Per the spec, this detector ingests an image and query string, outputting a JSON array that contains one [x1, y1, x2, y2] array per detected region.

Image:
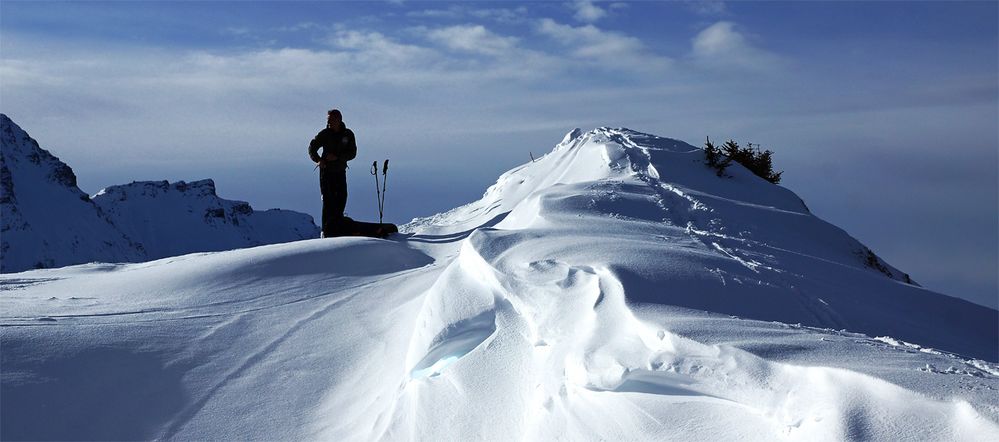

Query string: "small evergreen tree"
[[704, 136, 719, 165], [703, 138, 783, 184], [745, 143, 782, 184], [703, 137, 729, 176], [752, 144, 783, 184], [722, 140, 746, 164]]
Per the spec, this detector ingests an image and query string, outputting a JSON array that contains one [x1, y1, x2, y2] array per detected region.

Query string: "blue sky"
[[2, 1, 996, 308]]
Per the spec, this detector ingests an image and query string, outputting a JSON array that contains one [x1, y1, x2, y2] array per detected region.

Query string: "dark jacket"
[[309, 123, 357, 170]]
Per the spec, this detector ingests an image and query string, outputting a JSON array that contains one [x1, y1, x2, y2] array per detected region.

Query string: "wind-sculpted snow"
[[2, 127, 997, 440], [408, 127, 995, 359]]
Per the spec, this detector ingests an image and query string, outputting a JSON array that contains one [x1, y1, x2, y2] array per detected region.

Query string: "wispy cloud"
[[406, 5, 530, 23], [684, 1, 728, 16], [274, 22, 322, 33], [328, 29, 438, 67], [537, 18, 671, 69], [406, 6, 463, 19], [470, 6, 530, 23], [689, 21, 783, 71], [423, 25, 519, 56], [569, 0, 606, 23], [221, 27, 251, 36]]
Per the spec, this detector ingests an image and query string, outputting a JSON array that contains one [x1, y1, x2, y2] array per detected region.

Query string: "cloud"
[[274, 22, 321, 33], [326, 29, 443, 74], [423, 25, 519, 56], [537, 19, 671, 69], [684, 1, 727, 15], [689, 21, 782, 71], [691, 21, 745, 56], [469, 6, 530, 23], [406, 6, 463, 19], [221, 27, 251, 36], [406, 5, 530, 23], [180, 48, 351, 88], [570, 1, 606, 23]]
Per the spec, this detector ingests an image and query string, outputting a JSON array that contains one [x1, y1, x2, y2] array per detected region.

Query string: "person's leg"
[[332, 168, 348, 219], [319, 168, 335, 237], [320, 168, 349, 237], [321, 194, 335, 237]]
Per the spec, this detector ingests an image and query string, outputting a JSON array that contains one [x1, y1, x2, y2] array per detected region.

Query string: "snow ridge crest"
[[93, 179, 219, 200]]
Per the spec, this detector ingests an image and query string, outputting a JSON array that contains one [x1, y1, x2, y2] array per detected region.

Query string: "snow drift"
[[2, 127, 997, 441]]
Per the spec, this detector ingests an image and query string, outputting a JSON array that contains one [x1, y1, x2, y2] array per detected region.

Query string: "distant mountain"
[[91, 179, 317, 260], [0, 114, 147, 271], [0, 114, 318, 272]]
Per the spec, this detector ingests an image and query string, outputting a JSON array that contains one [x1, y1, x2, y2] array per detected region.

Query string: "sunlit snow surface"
[[2, 128, 997, 440]]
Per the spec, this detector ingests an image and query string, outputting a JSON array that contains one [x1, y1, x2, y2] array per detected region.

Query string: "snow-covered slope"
[[2, 127, 996, 441], [0, 114, 319, 272], [408, 128, 992, 360]]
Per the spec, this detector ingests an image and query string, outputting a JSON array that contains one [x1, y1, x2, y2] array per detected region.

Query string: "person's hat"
[[328, 109, 342, 118]]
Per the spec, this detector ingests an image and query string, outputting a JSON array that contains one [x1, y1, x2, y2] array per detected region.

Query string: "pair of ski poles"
[[371, 160, 389, 224]]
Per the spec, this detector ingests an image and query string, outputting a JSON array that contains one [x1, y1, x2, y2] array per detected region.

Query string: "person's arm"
[[308, 131, 324, 163], [343, 130, 357, 162]]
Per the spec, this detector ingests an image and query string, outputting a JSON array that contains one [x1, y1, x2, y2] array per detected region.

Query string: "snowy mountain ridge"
[[0, 114, 318, 272], [404, 126, 992, 357], [1, 114, 147, 271], [2, 125, 997, 440], [91, 177, 317, 259]]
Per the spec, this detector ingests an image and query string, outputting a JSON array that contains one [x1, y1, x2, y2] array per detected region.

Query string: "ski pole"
[[371, 161, 381, 222], [380, 160, 389, 224]]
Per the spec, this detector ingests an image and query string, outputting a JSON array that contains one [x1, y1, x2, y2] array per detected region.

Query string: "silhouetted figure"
[[309, 109, 357, 237]]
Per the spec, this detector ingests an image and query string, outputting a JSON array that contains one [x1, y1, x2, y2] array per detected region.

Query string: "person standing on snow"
[[309, 108, 357, 237]]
